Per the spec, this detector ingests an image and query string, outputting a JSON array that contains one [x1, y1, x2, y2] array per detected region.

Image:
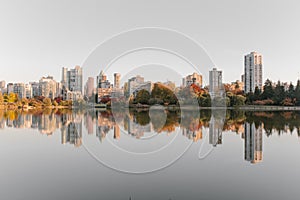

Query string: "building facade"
[[61, 66, 83, 93], [97, 70, 113, 103], [114, 73, 121, 89], [39, 76, 57, 99], [13, 83, 26, 99], [209, 68, 223, 97], [30, 82, 40, 97], [182, 72, 203, 87], [244, 52, 263, 93], [85, 77, 94, 98], [128, 75, 144, 95]]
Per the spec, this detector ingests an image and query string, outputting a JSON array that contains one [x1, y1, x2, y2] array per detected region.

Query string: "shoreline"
[[1, 104, 300, 111]]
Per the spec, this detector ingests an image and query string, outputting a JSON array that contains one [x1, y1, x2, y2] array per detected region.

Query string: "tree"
[[273, 81, 285, 105], [43, 98, 52, 107], [253, 86, 261, 101], [8, 92, 18, 103], [0, 93, 3, 105], [295, 80, 300, 105], [135, 89, 150, 104], [261, 79, 274, 100], [287, 82, 295, 99], [21, 98, 28, 107], [151, 83, 178, 105], [52, 100, 58, 106]]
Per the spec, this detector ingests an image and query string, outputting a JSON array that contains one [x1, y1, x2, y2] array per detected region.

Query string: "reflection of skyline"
[[209, 115, 223, 147], [244, 122, 263, 164], [0, 110, 299, 164]]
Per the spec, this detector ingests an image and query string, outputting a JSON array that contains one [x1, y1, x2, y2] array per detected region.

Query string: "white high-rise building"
[[209, 68, 223, 98], [39, 76, 57, 99], [30, 82, 40, 97], [67, 66, 83, 93], [24, 84, 32, 98], [128, 75, 144, 95], [13, 83, 26, 99], [61, 66, 83, 93], [244, 52, 263, 93]]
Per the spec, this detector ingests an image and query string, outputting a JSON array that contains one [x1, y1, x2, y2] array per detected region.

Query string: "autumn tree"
[[0, 93, 3, 105], [43, 98, 52, 107], [135, 89, 150, 104]]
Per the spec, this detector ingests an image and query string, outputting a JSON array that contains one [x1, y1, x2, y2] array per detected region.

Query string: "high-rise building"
[[85, 77, 94, 98], [128, 75, 144, 95], [67, 66, 83, 93], [7, 83, 14, 94], [61, 67, 68, 88], [39, 76, 57, 99], [24, 84, 32, 98], [30, 82, 40, 97], [61, 66, 83, 93], [13, 83, 26, 99], [209, 68, 223, 98], [244, 122, 263, 164], [0, 80, 5, 89], [182, 72, 203, 87], [114, 73, 121, 89], [244, 52, 263, 93], [97, 70, 113, 103]]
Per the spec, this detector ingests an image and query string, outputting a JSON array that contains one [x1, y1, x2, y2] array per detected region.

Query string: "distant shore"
[[2, 103, 300, 111]]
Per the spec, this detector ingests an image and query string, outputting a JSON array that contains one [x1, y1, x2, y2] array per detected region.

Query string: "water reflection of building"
[[61, 114, 82, 147], [38, 114, 57, 135], [127, 117, 151, 139], [244, 122, 263, 164], [114, 125, 120, 139], [84, 113, 94, 134], [209, 115, 223, 147], [61, 122, 82, 147], [182, 129, 203, 142], [96, 112, 115, 142], [0, 118, 5, 129]]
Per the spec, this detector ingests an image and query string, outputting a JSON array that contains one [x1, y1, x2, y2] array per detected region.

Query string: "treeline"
[[246, 79, 300, 106], [130, 83, 178, 106], [0, 92, 72, 109], [131, 83, 246, 107]]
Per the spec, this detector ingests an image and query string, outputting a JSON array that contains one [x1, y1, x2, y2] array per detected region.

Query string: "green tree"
[[287, 82, 295, 99], [261, 79, 274, 100], [135, 89, 150, 104], [198, 93, 211, 107], [151, 83, 178, 105], [273, 81, 285, 105], [295, 80, 300, 105], [253, 86, 261, 101]]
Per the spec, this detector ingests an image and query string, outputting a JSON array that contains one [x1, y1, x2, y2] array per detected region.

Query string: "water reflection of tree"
[[2, 109, 300, 138]]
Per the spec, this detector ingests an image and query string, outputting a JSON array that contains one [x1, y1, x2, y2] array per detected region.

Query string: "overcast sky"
[[0, 0, 300, 85]]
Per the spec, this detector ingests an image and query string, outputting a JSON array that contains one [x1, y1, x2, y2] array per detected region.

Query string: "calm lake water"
[[0, 108, 300, 200]]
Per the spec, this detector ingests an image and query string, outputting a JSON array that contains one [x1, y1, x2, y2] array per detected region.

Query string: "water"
[[0, 109, 300, 200]]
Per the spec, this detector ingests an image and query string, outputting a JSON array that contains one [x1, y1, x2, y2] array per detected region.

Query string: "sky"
[[0, 0, 300, 85]]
